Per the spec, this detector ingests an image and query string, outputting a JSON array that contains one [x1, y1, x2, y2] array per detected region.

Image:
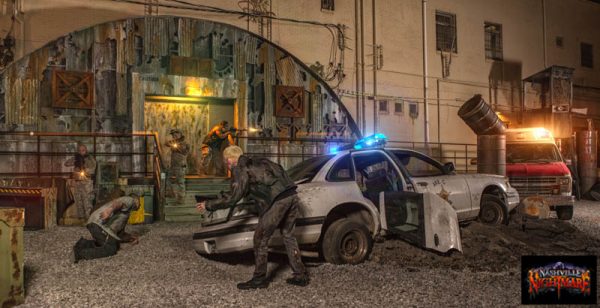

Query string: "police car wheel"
[[322, 218, 373, 265], [479, 194, 506, 225]]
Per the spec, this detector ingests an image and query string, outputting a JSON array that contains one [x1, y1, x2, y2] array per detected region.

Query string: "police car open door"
[[379, 191, 462, 253]]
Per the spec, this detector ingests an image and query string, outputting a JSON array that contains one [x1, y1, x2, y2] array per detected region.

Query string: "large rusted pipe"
[[458, 94, 506, 136]]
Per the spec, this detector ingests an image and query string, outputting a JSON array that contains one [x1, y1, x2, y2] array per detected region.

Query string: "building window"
[[394, 100, 404, 115], [378, 100, 389, 113], [581, 43, 593, 68], [409, 102, 419, 119], [321, 0, 334, 11], [556, 36, 564, 48], [484, 22, 503, 61], [435, 11, 457, 53]]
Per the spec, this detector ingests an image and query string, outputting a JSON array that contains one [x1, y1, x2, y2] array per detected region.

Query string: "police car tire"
[[322, 218, 373, 265], [479, 194, 506, 225], [556, 207, 573, 220]]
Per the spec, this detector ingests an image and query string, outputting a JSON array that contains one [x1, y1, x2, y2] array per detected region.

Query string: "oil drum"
[[477, 134, 506, 176], [458, 94, 506, 135], [576, 130, 597, 194]]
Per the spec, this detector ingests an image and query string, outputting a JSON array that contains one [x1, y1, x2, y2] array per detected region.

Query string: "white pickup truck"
[[193, 137, 519, 264]]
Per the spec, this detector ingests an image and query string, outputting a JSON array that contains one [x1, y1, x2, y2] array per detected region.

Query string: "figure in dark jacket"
[[196, 146, 308, 289]]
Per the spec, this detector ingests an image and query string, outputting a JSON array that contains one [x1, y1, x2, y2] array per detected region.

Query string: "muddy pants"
[[169, 164, 186, 203], [73, 223, 120, 261], [68, 179, 94, 219], [253, 194, 306, 279], [205, 144, 226, 176]]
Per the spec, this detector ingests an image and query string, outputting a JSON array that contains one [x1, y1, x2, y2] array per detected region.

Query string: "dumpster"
[[0, 208, 25, 307], [0, 187, 57, 230]]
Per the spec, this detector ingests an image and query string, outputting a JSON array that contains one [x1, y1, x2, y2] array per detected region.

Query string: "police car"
[[193, 134, 520, 264]]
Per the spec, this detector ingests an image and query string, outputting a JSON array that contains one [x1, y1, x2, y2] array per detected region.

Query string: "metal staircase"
[[164, 177, 230, 222]]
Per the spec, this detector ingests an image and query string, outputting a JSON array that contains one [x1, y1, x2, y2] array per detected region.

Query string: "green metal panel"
[[0, 208, 25, 307]]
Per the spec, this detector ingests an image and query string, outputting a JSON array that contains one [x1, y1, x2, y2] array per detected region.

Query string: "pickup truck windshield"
[[287, 155, 335, 182], [506, 143, 561, 163]]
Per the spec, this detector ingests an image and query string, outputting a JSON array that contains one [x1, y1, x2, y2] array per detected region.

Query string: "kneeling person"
[[73, 194, 140, 262]]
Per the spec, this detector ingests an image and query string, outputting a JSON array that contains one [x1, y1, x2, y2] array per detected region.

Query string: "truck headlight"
[[559, 177, 570, 186]]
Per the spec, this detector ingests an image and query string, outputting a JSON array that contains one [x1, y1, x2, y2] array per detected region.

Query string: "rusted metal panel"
[[276, 56, 302, 87], [51, 70, 94, 109], [0, 207, 25, 307], [0, 187, 57, 230], [178, 18, 194, 57]]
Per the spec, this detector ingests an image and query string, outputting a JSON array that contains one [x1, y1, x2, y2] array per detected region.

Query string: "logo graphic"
[[522, 256, 597, 305]]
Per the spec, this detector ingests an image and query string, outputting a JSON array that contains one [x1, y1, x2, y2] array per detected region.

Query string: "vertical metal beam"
[[360, 0, 366, 134], [354, 0, 361, 132], [372, 0, 378, 133], [422, 0, 430, 144]]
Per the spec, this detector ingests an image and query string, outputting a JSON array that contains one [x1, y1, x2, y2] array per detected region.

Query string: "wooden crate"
[[0, 187, 57, 230]]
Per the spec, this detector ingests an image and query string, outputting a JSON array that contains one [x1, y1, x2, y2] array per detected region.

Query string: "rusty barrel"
[[0, 208, 25, 307], [458, 94, 506, 135], [576, 130, 597, 194], [477, 134, 506, 176]]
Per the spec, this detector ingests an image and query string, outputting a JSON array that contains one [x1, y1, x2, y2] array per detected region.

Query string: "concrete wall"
[[1, 0, 599, 144]]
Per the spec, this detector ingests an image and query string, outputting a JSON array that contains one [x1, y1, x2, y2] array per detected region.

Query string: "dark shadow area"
[[23, 264, 37, 295]]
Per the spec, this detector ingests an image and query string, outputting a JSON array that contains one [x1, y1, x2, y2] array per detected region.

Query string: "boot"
[[236, 276, 269, 290], [286, 274, 309, 287]]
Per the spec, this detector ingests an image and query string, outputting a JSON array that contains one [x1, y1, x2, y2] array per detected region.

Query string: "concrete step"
[[164, 205, 201, 216], [164, 215, 204, 222]]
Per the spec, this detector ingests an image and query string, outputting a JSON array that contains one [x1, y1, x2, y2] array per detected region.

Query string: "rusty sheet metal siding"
[[0, 187, 57, 229], [144, 17, 170, 57], [276, 56, 303, 87], [0, 208, 25, 307], [245, 36, 258, 65], [178, 18, 194, 57], [234, 37, 246, 81], [262, 45, 276, 129]]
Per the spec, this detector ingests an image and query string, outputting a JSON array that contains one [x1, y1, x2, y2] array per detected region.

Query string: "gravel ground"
[[19, 201, 600, 307]]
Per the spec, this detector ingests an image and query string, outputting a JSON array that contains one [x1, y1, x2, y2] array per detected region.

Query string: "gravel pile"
[[18, 201, 600, 307]]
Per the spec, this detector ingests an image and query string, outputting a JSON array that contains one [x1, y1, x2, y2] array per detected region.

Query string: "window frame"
[[389, 150, 446, 178], [484, 22, 503, 61], [378, 100, 389, 114], [326, 154, 356, 182], [435, 11, 458, 53], [394, 99, 404, 115], [581, 42, 594, 68], [321, 0, 335, 11]]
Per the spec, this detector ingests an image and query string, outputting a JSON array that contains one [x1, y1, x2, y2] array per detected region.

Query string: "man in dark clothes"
[[196, 146, 309, 289], [73, 194, 140, 262], [202, 121, 235, 176]]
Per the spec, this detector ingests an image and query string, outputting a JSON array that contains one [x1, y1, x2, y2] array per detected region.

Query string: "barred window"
[[581, 43, 593, 68], [484, 22, 503, 61], [321, 0, 334, 11], [378, 100, 389, 113], [394, 100, 404, 115], [436, 11, 457, 53]]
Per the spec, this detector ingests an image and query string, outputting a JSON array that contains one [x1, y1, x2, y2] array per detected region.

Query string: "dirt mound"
[[371, 215, 600, 272]]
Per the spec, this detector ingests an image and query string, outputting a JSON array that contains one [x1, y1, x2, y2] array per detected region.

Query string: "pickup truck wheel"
[[556, 207, 573, 220], [322, 219, 373, 265], [479, 194, 506, 225]]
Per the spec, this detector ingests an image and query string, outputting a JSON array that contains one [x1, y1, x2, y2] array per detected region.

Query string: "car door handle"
[[417, 182, 428, 186]]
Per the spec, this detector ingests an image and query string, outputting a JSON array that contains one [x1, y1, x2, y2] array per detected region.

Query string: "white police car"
[[193, 134, 520, 264]]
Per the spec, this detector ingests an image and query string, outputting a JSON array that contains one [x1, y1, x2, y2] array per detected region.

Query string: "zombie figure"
[[196, 146, 309, 289], [73, 194, 140, 262], [202, 121, 235, 176], [166, 129, 190, 204], [65, 144, 97, 220], [198, 144, 210, 176]]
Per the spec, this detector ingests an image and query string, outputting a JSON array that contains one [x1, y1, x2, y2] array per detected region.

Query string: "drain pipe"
[[360, 0, 366, 134], [372, 0, 377, 133], [354, 0, 361, 132], [422, 0, 430, 144], [542, 0, 547, 68]]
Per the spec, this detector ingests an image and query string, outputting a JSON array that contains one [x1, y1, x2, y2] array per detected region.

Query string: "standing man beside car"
[[65, 144, 97, 220], [196, 146, 309, 289]]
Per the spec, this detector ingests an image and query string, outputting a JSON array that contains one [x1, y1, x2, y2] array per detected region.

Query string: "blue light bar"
[[329, 146, 339, 154], [354, 133, 387, 150]]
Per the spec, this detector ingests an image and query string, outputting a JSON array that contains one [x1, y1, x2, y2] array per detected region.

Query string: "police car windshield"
[[506, 143, 561, 163], [287, 155, 335, 182]]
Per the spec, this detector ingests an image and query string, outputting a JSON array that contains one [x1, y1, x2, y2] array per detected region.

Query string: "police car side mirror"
[[443, 162, 456, 174]]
